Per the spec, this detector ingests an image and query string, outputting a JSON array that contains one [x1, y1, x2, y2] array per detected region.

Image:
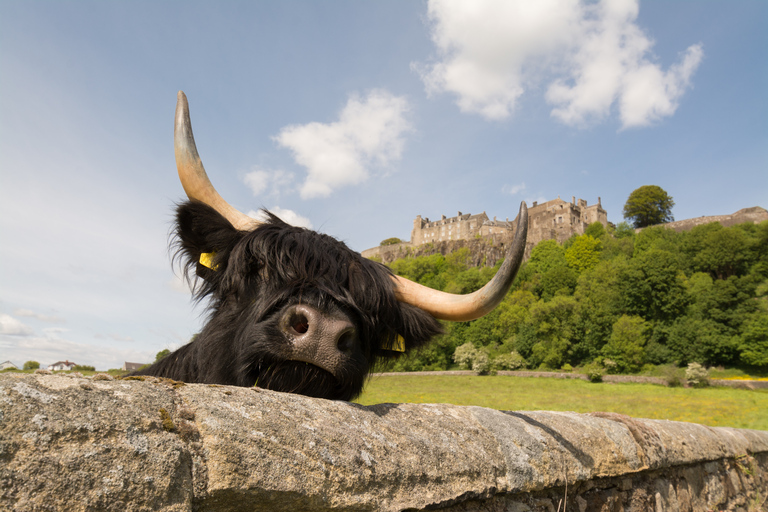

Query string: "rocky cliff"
[[2, 373, 767, 511]]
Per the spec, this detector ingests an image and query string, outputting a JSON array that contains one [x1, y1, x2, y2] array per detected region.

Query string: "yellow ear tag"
[[199, 252, 219, 270], [384, 335, 406, 352]]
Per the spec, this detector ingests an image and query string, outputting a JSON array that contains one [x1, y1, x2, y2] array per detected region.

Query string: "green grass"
[[355, 374, 768, 431]]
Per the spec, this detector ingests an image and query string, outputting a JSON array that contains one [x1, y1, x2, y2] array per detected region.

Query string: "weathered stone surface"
[[1, 373, 767, 511]]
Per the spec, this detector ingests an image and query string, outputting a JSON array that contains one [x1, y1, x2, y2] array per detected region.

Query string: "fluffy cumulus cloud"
[[275, 90, 411, 198], [243, 167, 295, 198], [0, 314, 34, 336], [247, 208, 313, 229], [417, 0, 703, 128]]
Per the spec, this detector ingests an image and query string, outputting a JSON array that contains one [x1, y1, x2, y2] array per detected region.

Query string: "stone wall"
[[2, 373, 767, 511], [638, 206, 768, 233]]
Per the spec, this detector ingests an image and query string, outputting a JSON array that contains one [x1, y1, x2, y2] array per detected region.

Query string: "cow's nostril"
[[291, 315, 309, 334], [337, 329, 357, 353]]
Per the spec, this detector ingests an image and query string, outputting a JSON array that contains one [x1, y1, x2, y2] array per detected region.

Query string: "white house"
[[0, 361, 18, 371], [47, 360, 77, 371]]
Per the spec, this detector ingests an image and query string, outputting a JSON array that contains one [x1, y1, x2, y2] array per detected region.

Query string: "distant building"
[[362, 195, 609, 262], [48, 360, 76, 371], [122, 362, 147, 372], [0, 361, 18, 371]]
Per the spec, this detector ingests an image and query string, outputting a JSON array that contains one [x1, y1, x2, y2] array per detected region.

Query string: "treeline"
[[383, 220, 768, 373]]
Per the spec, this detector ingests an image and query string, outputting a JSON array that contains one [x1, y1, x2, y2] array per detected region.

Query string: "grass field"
[[355, 374, 768, 431]]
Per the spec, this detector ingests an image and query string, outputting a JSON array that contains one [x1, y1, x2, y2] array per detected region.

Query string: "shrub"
[[453, 343, 477, 370], [602, 359, 619, 375], [73, 365, 95, 372], [23, 361, 40, 370], [660, 364, 684, 387], [380, 237, 402, 246], [492, 351, 527, 371], [685, 362, 709, 388], [472, 352, 491, 375], [561, 363, 573, 372], [583, 362, 604, 383]]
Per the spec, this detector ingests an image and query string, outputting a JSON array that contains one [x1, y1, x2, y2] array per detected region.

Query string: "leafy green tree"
[[572, 258, 628, 362], [739, 314, 768, 367], [492, 290, 536, 343], [623, 185, 675, 228], [693, 226, 748, 279], [513, 323, 538, 362], [380, 237, 402, 246], [584, 222, 606, 239], [537, 265, 577, 301], [666, 317, 738, 366], [23, 361, 40, 370], [155, 349, 171, 363], [528, 240, 567, 274], [613, 221, 636, 239], [565, 235, 602, 274], [621, 249, 689, 323], [633, 225, 681, 256], [526, 295, 578, 369], [601, 315, 648, 373]]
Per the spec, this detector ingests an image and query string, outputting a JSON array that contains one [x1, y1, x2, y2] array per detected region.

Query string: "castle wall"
[[643, 206, 768, 233], [410, 197, 608, 251]]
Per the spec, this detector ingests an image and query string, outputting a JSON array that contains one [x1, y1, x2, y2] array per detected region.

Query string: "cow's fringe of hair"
[[138, 200, 443, 400]]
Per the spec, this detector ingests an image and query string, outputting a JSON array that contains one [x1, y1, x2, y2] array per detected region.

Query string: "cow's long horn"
[[393, 202, 528, 321], [175, 91, 261, 231]]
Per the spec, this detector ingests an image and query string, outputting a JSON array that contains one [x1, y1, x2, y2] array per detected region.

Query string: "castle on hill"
[[361, 196, 607, 263], [362, 198, 767, 266], [410, 196, 607, 247]]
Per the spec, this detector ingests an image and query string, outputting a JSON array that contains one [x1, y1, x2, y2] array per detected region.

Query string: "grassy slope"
[[355, 374, 768, 431]]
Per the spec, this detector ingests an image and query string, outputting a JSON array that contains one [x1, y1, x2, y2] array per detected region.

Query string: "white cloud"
[[417, 0, 703, 128], [0, 314, 34, 336], [503, 182, 526, 195], [13, 308, 65, 323], [274, 90, 412, 198], [247, 208, 313, 229], [243, 167, 295, 198]]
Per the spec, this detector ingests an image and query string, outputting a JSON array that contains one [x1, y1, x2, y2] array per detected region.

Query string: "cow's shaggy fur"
[[132, 201, 442, 400]]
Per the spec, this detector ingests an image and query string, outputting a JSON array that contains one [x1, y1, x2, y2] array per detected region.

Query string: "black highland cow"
[[133, 92, 528, 401]]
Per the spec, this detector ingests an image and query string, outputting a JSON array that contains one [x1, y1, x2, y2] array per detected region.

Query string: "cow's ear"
[[174, 201, 244, 283], [381, 303, 443, 356]]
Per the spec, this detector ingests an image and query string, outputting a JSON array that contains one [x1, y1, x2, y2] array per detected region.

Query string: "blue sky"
[[1, 1, 765, 370]]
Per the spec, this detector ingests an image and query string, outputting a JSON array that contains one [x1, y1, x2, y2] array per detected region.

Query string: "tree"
[[380, 237, 402, 246], [528, 240, 567, 274], [739, 314, 768, 367], [23, 361, 40, 370], [565, 235, 602, 274], [155, 349, 171, 363], [623, 185, 675, 228], [602, 315, 648, 373]]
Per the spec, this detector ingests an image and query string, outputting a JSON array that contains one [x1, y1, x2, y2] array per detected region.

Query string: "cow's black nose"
[[281, 304, 359, 374]]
